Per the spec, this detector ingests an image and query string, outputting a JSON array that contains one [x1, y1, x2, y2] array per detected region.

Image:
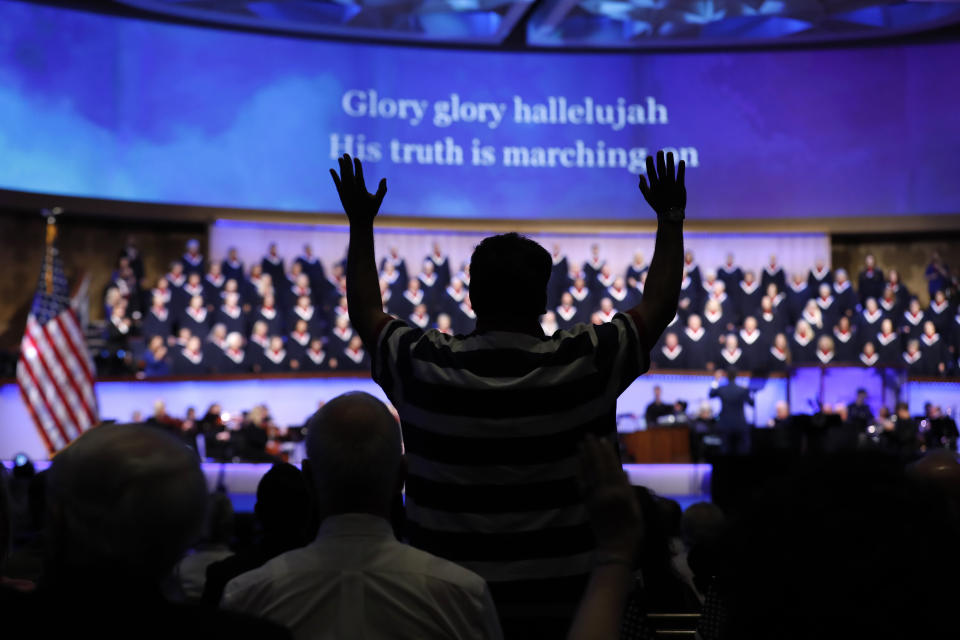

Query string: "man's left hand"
[[330, 154, 387, 226]]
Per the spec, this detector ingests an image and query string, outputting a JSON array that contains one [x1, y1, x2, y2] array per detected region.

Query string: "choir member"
[[220, 332, 252, 374], [708, 281, 734, 320], [261, 336, 296, 373], [596, 298, 618, 324], [426, 241, 451, 288], [253, 293, 284, 337], [248, 321, 270, 362], [436, 313, 454, 336], [807, 257, 832, 292], [204, 323, 229, 364], [451, 295, 477, 335], [440, 278, 468, 317], [677, 268, 698, 319], [166, 261, 187, 291], [702, 299, 728, 347], [737, 270, 763, 323], [593, 264, 616, 298], [718, 333, 745, 370], [858, 254, 885, 304], [831, 269, 856, 316], [832, 316, 858, 362], [902, 339, 928, 376], [556, 292, 584, 331], [338, 335, 370, 371], [859, 341, 879, 367], [790, 320, 817, 364], [284, 271, 314, 312], [768, 333, 791, 373], [204, 262, 226, 307], [261, 243, 285, 285], [179, 295, 210, 340], [417, 261, 441, 311], [221, 278, 244, 310], [390, 278, 424, 319], [173, 336, 210, 375], [928, 290, 953, 333], [875, 318, 901, 364], [815, 335, 836, 366], [801, 299, 826, 336], [814, 283, 840, 333], [243, 265, 269, 306], [119, 235, 144, 284], [322, 264, 347, 309], [758, 295, 786, 337], [919, 321, 946, 375], [766, 282, 786, 312], [654, 332, 686, 370], [540, 311, 559, 337], [900, 298, 926, 341], [682, 314, 714, 371], [859, 298, 886, 337], [886, 269, 910, 310], [174, 327, 192, 349], [287, 318, 312, 362], [409, 304, 431, 330], [181, 239, 205, 275], [738, 316, 766, 372], [380, 260, 403, 298], [632, 271, 647, 305], [142, 336, 172, 378], [548, 245, 569, 309], [455, 262, 471, 288], [142, 294, 172, 341], [180, 272, 206, 314], [682, 250, 701, 286], [214, 291, 246, 336], [582, 243, 606, 283], [567, 276, 594, 313], [379, 246, 408, 286], [379, 279, 392, 313], [717, 253, 743, 292], [147, 276, 173, 312], [301, 337, 337, 372], [106, 300, 131, 350], [328, 315, 354, 358], [761, 254, 786, 293], [606, 277, 634, 311], [625, 251, 649, 289], [289, 294, 324, 336], [785, 271, 812, 324], [221, 247, 245, 284], [296, 243, 325, 286], [700, 269, 719, 307]]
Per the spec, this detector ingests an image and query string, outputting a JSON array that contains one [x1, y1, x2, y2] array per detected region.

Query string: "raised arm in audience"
[[630, 150, 686, 350], [330, 154, 391, 349], [567, 434, 644, 640]]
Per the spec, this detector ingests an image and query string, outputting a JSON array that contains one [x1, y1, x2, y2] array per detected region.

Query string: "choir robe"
[[736, 280, 763, 324], [288, 304, 325, 336], [928, 299, 954, 334], [241, 276, 268, 308], [717, 264, 743, 292], [283, 284, 317, 315], [857, 308, 886, 340], [221, 258, 245, 284], [176, 282, 206, 317], [179, 307, 210, 340], [300, 347, 334, 372], [814, 295, 840, 331], [555, 304, 586, 332], [173, 348, 210, 375], [287, 331, 312, 362], [567, 285, 595, 317], [900, 310, 926, 341], [785, 281, 812, 324], [380, 268, 404, 299], [832, 281, 857, 316], [388, 289, 425, 320], [790, 330, 817, 365], [758, 309, 787, 338], [181, 252, 205, 276], [451, 302, 477, 336], [214, 305, 246, 336], [260, 347, 294, 373], [879, 294, 903, 319], [417, 272, 441, 313], [338, 346, 371, 371], [327, 327, 354, 359], [203, 274, 226, 308], [859, 350, 879, 368], [203, 337, 228, 368], [919, 332, 946, 373], [832, 327, 858, 362], [247, 335, 269, 368], [738, 329, 767, 372], [260, 255, 285, 287], [807, 265, 832, 293], [761, 265, 786, 294], [547, 255, 570, 309], [875, 330, 902, 365], [295, 255, 326, 288], [887, 283, 911, 311], [582, 257, 606, 286], [701, 310, 728, 351], [902, 350, 929, 376], [142, 307, 172, 340], [767, 345, 791, 374], [251, 305, 284, 337], [408, 310, 432, 331], [605, 285, 636, 312], [814, 348, 837, 367], [653, 340, 687, 370], [800, 308, 828, 338], [592, 271, 617, 300], [681, 326, 713, 370], [717, 346, 745, 370], [219, 347, 252, 374], [440, 285, 468, 317], [425, 253, 452, 289], [676, 277, 699, 318], [379, 256, 408, 288], [625, 263, 648, 288], [858, 268, 885, 304], [706, 293, 735, 322]]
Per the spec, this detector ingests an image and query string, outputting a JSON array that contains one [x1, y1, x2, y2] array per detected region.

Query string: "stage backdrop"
[[1, 2, 959, 221]]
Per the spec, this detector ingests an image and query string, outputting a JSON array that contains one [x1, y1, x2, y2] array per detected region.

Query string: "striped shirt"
[[374, 312, 649, 622]]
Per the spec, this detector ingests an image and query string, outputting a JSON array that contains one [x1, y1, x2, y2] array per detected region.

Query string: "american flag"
[[17, 216, 99, 454]]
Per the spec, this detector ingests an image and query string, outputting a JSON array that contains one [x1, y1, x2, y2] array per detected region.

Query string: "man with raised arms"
[[331, 150, 685, 637]]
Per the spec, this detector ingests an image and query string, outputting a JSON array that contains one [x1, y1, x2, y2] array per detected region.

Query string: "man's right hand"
[[638, 150, 686, 221]]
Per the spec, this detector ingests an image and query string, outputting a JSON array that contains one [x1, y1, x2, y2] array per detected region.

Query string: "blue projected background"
[[0, 1, 958, 220]]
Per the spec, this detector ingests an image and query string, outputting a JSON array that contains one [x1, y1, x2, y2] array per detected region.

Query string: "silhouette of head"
[[469, 233, 552, 320], [305, 392, 403, 519], [255, 463, 311, 541]]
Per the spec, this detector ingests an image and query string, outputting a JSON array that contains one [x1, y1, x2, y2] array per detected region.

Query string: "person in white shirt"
[[222, 392, 503, 640]]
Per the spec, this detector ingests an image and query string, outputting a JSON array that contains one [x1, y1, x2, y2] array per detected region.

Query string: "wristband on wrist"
[[658, 206, 685, 223]]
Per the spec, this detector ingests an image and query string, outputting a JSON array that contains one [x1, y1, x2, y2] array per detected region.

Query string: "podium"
[[622, 427, 691, 463]]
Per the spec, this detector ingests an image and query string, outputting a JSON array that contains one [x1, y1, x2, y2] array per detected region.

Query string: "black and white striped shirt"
[[374, 312, 649, 617]]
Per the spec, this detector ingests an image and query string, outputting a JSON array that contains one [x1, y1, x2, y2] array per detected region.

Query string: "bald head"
[[305, 392, 403, 517], [47, 423, 206, 583]]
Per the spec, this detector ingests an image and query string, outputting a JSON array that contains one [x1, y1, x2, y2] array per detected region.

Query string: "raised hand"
[[330, 154, 387, 226], [638, 150, 686, 221]]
